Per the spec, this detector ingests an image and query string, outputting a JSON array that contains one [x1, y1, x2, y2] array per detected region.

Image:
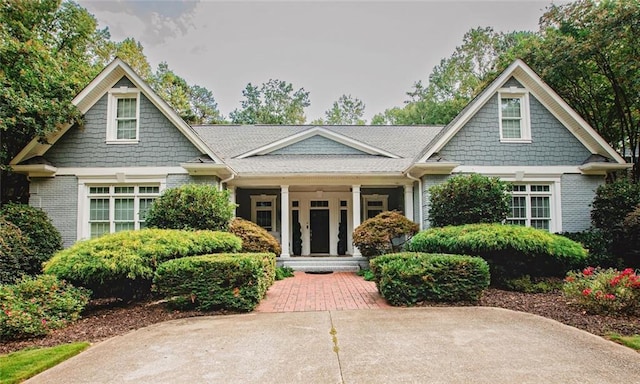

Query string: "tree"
[[323, 94, 366, 125], [152, 62, 195, 122], [92, 37, 153, 81], [230, 79, 310, 124], [189, 85, 224, 124], [1, 0, 107, 203], [512, 0, 640, 180]]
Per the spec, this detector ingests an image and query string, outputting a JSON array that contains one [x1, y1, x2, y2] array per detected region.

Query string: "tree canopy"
[[230, 79, 310, 124], [320, 94, 366, 125]]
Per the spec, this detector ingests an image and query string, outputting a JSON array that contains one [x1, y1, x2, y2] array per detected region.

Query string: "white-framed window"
[[107, 88, 140, 143], [506, 184, 552, 231], [251, 195, 277, 232], [498, 90, 530, 142], [87, 185, 160, 238], [362, 194, 388, 220]]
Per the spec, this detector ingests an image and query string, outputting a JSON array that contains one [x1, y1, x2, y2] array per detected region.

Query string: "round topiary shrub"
[[145, 184, 235, 231], [352, 211, 419, 257], [407, 223, 588, 285], [1, 203, 63, 274], [229, 217, 282, 255], [43, 229, 242, 299], [0, 218, 32, 285], [428, 174, 510, 227]]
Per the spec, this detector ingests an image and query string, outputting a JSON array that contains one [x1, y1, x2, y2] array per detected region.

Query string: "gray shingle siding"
[[45, 76, 202, 167], [29, 176, 78, 248], [270, 136, 367, 155], [561, 174, 603, 232], [439, 93, 591, 165]]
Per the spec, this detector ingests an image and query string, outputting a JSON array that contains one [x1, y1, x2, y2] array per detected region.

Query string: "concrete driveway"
[[26, 307, 639, 384]]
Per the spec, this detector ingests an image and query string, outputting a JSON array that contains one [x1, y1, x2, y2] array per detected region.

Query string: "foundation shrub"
[[371, 252, 490, 306], [428, 174, 510, 227], [563, 267, 640, 315], [229, 217, 282, 255], [560, 230, 617, 268], [153, 253, 276, 312], [352, 211, 419, 257], [145, 184, 235, 231], [0, 218, 33, 285], [275, 266, 295, 280], [0, 275, 90, 340], [43, 229, 241, 299], [407, 224, 587, 285], [1, 203, 63, 276]]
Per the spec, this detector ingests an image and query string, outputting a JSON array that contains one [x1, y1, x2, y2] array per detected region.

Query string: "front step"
[[278, 256, 369, 272]]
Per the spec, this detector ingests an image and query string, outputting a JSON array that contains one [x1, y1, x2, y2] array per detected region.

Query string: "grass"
[[608, 334, 640, 351], [0, 342, 90, 384]]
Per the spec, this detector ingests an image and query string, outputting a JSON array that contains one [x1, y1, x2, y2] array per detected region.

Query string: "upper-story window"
[[498, 90, 530, 143], [107, 88, 140, 143]]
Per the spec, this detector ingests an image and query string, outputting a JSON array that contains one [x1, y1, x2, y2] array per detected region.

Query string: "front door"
[[310, 209, 330, 254]]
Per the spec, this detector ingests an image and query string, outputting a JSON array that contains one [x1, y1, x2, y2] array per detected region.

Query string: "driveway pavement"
[[26, 307, 640, 384]]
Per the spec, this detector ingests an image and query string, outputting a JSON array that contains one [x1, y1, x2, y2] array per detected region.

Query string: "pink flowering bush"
[[563, 267, 640, 315]]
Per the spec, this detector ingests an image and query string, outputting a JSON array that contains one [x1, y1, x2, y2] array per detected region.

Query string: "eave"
[[406, 162, 460, 177], [579, 162, 632, 175], [180, 163, 234, 178], [10, 164, 58, 177]]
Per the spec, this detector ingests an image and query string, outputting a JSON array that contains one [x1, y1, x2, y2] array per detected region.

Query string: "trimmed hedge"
[[370, 252, 490, 306], [0, 275, 90, 340], [1, 203, 63, 274], [407, 224, 588, 284], [352, 211, 419, 257], [229, 217, 282, 255], [153, 253, 276, 312], [43, 229, 242, 299]]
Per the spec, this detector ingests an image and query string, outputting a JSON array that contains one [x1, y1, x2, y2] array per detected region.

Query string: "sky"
[[77, 0, 564, 122]]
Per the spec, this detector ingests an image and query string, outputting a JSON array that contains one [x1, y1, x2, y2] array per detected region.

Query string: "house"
[[10, 59, 629, 270]]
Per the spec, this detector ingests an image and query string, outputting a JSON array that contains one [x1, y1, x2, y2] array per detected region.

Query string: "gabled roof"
[[236, 126, 400, 159], [10, 58, 225, 166], [416, 59, 626, 164]]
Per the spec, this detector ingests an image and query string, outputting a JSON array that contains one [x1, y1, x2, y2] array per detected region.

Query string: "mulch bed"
[[2, 289, 639, 355]]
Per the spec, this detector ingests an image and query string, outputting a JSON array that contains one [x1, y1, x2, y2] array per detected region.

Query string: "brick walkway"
[[255, 271, 391, 312]]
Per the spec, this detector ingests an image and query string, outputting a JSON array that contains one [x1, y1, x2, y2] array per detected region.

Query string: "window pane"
[[89, 187, 109, 194], [531, 220, 550, 231], [256, 201, 272, 207], [509, 196, 527, 218], [114, 186, 135, 194], [502, 119, 521, 139], [368, 201, 384, 207], [139, 198, 155, 221], [117, 98, 136, 118], [531, 185, 550, 192], [90, 199, 109, 221], [510, 185, 526, 192], [311, 201, 329, 207], [117, 119, 137, 139], [90, 223, 110, 238], [531, 197, 550, 219], [501, 98, 521, 118], [506, 219, 527, 226], [115, 222, 135, 232], [139, 186, 160, 194], [114, 198, 134, 221], [256, 210, 272, 231]]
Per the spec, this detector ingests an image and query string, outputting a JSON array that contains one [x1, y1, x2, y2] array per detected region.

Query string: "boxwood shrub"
[[352, 211, 419, 257], [153, 253, 276, 312], [229, 217, 282, 255], [407, 224, 588, 284], [370, 252, 490, 306], [0, 218, 32, 285], [43, 229, 242, 299], [0, 275, 90, 340]]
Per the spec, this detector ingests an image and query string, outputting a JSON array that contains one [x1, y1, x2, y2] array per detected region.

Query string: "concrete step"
[[278, 257, 368, 272]]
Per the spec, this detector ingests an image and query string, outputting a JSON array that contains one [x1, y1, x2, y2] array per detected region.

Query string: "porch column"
[[404, 184, 414, 222], [352, 185, 361, 256], [280, 185, 290, 258], [228, 186, 236, 218]]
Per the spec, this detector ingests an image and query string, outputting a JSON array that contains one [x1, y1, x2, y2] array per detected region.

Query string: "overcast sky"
[[77, 0, 563, 122]]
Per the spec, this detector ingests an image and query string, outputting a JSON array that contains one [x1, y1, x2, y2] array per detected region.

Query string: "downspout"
[[219, 173, 235, 191], [405, 171, 423, 230]]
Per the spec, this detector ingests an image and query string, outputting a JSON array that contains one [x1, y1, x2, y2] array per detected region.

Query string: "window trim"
[[505, 180, 561, 232], [362, 194, 388, 220], [106, 88, 140, 144], [498, 90, 531, 143], [251, 195, 277, 232]]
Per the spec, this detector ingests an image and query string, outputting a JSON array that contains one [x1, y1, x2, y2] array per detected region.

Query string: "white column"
[[228, 186, 236, 218], [404, 184, 414, 222], [280, 185, 290, 257], [352, 185, 361, 256]]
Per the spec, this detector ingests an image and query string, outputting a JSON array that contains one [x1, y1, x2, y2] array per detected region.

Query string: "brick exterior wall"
[[45, 76, 203, 167], [29, 176, 78, 248], [561, 174, 603, 232], [439, 93, 591, 166]]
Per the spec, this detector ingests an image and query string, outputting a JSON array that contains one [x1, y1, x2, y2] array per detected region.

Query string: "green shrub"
[[1, 203, 63, 275], [153, 253, 276, 312], [371, 252, 490, 306], [145, 184, 235, 231], [563, 267, 640, 315], [504, 275, 562, 293], [356, 269, 375, 281], [407, 224, 588, 285], [275, 266, 295, 280], [43, 229, 241, 299], [369, 252, 426, 289], [0, 275, 90, 340], [352, 211, 419, 257], [0, 218, 32, 285], [229, 217, 282, 255], [428, 174, 510, 227], [560, 230, 617, 268], [623, 205, 640, 264]]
